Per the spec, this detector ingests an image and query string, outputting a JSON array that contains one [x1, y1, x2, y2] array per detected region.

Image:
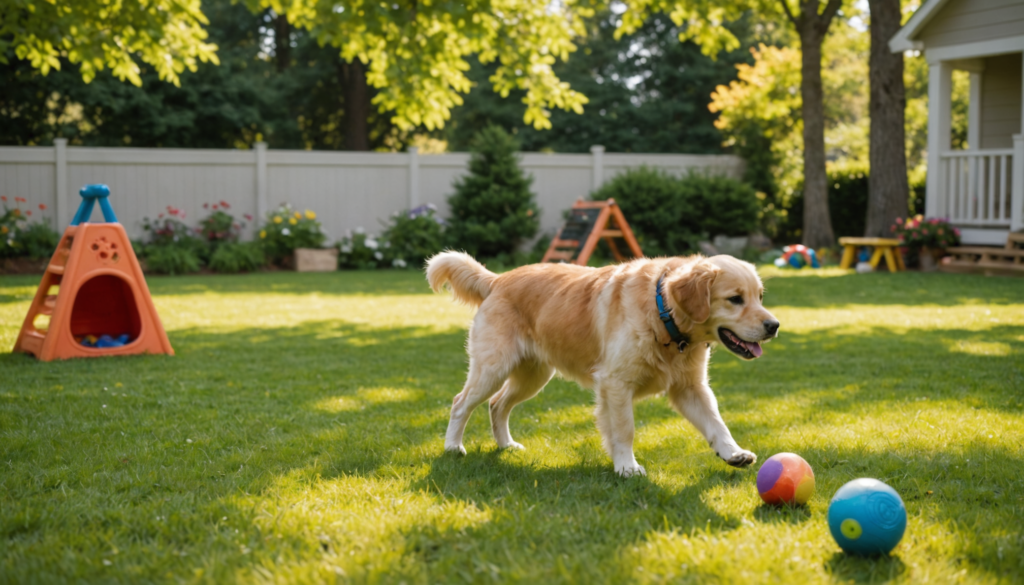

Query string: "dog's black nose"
[[763, 320, 780, 336]]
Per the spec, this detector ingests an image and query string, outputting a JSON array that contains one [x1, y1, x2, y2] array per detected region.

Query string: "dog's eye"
[[727, 295, 744, 305]]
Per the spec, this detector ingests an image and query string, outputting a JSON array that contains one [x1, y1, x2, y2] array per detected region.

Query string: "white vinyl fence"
[[0, 140, 743, 243]]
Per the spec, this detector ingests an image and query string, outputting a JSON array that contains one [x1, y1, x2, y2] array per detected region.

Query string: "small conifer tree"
[[446, 126, 540, 260]]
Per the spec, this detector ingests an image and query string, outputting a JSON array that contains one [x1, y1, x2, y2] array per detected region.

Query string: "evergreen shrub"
[[446, 126, 540, 261], [591, 167, 759, 256]]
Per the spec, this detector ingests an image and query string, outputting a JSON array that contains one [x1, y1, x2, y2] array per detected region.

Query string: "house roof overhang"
[[889, 0, 952, 53]]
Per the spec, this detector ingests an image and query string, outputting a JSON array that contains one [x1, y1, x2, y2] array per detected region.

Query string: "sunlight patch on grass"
[[949, 340, 1013, 356]]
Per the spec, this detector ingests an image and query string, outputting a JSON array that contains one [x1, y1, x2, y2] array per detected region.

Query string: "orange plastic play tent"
[[13, 184, 174, 361]]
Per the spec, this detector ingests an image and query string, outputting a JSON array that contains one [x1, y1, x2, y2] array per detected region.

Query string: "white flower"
[[374, 251, 383, 260], [355, 226, 365, 234], [392, 258, 407, 268], [282, 228, 291, 236], [340, 244, 352, 254], [365, 238, 378, 249]]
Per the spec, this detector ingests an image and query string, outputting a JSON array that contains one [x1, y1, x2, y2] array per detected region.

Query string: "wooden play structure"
[[940, 233, 1024, 276], [838, 237, 906, 272], [542, 199, 643, 266], [13, 184, 174, 361]]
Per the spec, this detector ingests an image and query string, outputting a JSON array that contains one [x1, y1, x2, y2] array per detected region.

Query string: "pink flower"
[[244, 214, 253, 221], [203, 203, 209, 209], [895, 217, 903, 224], [898, 235, 905, 241], [26, 210, 32, 216]]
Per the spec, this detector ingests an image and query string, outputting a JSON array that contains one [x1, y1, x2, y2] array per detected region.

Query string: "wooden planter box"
[[294, 248, 338, 272]]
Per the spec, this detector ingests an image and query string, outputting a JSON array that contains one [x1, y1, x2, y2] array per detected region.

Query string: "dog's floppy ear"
[[669, 260, 720, 324]]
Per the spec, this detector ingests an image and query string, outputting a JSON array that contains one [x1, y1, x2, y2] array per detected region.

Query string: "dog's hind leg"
[[444, 309, 518, 455], [489, 360, 554, 450]]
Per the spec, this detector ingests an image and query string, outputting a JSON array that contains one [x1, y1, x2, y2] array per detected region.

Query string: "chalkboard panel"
[[542, 199, 644, 265], [559, 207, 603, 243]]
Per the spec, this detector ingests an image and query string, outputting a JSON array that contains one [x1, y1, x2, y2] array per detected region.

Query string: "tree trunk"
[[798, 24, 836, 249], [274, 14, 290, 73], [864, 0, 909, 237], [341, 60, 370, 151]]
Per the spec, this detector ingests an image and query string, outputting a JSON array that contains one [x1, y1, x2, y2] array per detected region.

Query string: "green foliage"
[[1, 0, 218, 87], [380, 205, 447, 271], [259, 205, 326, 266], [142, 245, 202, 275], [591, 166, 759, 256], [14, 220, 60, 260], [446, 126, 539, 260], [781, 165, 871, 244], [337, 229, 389, 270], [207, 241, 266, 273], [446, 13, 756, 154], [0, 202, 28, 259], [198, 202, 246, 247]]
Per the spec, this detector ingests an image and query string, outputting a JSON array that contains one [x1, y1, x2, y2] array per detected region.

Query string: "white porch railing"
[[939, 149, 1014, 226]]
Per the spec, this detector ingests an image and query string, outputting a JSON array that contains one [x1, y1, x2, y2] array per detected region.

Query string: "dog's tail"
[[426, 251, 496, 307]]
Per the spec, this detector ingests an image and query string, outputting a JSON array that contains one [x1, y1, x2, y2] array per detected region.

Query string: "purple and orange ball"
[[756, 452, 816, 506]]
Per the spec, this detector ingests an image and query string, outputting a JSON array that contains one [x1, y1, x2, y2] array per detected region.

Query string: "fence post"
[[1012, 134, 1024, 232], [408, 146, 420, 210], [54, 138, 68, 229], [591, 145, 605, 193], [255, 142, 268, 226]]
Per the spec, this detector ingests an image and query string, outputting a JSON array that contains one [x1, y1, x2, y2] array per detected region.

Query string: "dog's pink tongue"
[[745, 341, 763, 357]]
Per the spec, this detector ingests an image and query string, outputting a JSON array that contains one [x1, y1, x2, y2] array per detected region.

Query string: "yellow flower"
[[273, 216, 283, 224], [260, 230, 266, 239], [294, 211, 301, 218], [289, 218, 298, 225], [305, 210, 316, 220]]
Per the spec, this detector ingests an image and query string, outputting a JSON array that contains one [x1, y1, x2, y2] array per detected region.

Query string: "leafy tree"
[[1, 0, 218, 86], [446, 12, 758, 154], [446, 126, 539, 260], [863, 0, 908, 237]]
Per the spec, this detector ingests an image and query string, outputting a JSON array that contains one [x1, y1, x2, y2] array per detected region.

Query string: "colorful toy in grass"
[[773, 244, 821, 269], [828, 478, 907, 556], [756, 452, 815, 505]]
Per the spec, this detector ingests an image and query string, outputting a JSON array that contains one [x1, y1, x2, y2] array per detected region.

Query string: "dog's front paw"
[[498, 441, 525, 451], [615, 462, 647, 478], [720, 449, 757, 468], [445, 443, 467, 456]]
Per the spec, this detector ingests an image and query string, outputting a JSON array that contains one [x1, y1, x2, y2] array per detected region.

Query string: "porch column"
[[926, 60, 953, 218], [1012, 134, 1023, 232]]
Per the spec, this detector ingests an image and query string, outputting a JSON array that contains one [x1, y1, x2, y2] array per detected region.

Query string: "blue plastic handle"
[[71, 184, 119, 225]]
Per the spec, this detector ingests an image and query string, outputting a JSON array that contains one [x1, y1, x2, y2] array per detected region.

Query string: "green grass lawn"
[[1, 267, 1022, 584]]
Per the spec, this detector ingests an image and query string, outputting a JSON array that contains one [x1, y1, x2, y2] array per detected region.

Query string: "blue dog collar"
[[656, 274, 689, 352]]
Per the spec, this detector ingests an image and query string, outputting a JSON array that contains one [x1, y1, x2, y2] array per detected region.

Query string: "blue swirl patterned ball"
[[828, 478, 907, 556]]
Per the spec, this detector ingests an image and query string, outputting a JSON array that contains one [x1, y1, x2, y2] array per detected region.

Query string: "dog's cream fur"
[[426, 252, 779, 477]]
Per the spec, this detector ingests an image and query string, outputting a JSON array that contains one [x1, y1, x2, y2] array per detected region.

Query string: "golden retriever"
[[426, 252, 779, 477]]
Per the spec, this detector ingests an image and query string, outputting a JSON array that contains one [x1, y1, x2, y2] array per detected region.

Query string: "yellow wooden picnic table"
[[838, 237, 906, 272]]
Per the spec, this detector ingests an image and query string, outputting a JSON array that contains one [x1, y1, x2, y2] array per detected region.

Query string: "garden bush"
[[446, 125, 540, 261], [2, 198, 58, 260], [779, 164, 873, 244], [380, 204, 446, 270], [143, 245, 202, 275], [590, 167, 759, 256], [198, 201, 250, 247], [260, 204, 327, 266], [16, 221, 61, 260], [337, 229, 390, 270], [207, 241, 266, 273]]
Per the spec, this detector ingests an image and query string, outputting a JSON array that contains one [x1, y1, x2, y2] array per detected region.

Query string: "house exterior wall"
[[918, 0, 1024, 48], [980, 53, 1023, 149]]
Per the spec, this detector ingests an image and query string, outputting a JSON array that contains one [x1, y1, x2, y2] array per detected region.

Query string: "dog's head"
[[665, 255, 779, 360]]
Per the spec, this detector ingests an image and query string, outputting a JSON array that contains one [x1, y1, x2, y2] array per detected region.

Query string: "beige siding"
[[919, 0, 1024, 48], [980, 53, 1022, 149]]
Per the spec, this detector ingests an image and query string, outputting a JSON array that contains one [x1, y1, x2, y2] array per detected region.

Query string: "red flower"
[[243, 214, 253, 221], [203, 203, 209, 209], [15, 197, 26, 202], [39, 203, 47, 210], [0, 196, 6, 202], [220, 200, 230, 209], [158, 213, 164, 219], [212, 204, 219, 210], [26, 210, 32, 216]]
